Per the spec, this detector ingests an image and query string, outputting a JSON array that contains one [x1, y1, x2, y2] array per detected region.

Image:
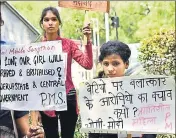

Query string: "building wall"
[[1, 2, 40, 44]]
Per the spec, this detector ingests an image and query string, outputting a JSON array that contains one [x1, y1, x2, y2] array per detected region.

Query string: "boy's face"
[[101, 54, 128, 78]]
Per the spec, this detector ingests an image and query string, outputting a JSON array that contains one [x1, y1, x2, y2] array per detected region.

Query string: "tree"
[[10, 1, 175, 44], [10, 1, 58, 34], [109, 1, 175, 43], [135, 2, 175, 41], [138, 28, 175, 75]]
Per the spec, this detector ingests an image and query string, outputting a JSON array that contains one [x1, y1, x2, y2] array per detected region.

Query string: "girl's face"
[[42, 10, 59, 35], [102, 54, 128, 78]]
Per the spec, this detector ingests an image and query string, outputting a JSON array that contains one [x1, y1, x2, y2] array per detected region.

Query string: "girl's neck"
[[45, 33, 59, 41]]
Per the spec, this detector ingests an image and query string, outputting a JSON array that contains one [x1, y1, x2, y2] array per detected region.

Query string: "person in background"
[[0, 8, 44, 138], [39, 6, 93, 138], [89, 40, 157, 138]]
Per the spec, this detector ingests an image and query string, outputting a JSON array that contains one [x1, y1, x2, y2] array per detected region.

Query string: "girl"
[[39, 7, 93, 138], [89, 40, 157, 138]]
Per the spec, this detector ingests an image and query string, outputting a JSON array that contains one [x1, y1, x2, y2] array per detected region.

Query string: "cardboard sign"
[[0, 41, 67, 111], [79, 76, 175, 134], [58, 1, 110, 13]]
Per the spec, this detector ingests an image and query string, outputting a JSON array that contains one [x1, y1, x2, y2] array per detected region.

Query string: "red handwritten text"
[[138, 103, 170, 116], [132, 117, 156, 126], [165, 112, 172, 130]]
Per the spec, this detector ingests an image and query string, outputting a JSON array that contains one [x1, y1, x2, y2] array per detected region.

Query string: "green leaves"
[[10, 1, 175, 45], [10, 1, 58, 34], [138, 28, 175, 75]]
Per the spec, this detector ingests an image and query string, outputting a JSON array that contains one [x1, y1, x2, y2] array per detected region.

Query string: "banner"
[[0, 41, 67, 111], [58, 1, 110, 13], [78, 76, 175, 134]]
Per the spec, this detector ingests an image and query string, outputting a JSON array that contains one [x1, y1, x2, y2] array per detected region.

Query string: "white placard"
[[79, 76, 175, 134], [0, 40, 67, 111]]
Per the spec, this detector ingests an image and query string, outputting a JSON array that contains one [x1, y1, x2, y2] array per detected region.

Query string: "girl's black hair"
[[99, 40, 131, 63], [39, 7, 62, 35]]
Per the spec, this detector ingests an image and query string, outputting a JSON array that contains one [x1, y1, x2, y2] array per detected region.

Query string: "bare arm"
[[15, 113, 30, 137]]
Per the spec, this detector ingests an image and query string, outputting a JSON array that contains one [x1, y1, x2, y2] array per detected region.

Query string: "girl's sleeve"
[[71, 40, 93, 70]]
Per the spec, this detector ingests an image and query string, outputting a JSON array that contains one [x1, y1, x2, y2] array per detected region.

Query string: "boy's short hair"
[[99, 40, 131, 63]]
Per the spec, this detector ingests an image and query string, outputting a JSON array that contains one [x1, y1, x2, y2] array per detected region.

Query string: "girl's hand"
[[83, 23, 92, 41]]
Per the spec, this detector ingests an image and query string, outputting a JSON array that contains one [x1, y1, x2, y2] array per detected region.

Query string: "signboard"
[[79, 76, 175, 134], [0, 41, 67, 111], [58, 1, 110, 13]]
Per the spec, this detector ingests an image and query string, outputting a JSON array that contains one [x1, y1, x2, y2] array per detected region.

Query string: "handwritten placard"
[[0, 41, 67, 111], [58, 1, 110, 13], [78, 76, 175, 134]]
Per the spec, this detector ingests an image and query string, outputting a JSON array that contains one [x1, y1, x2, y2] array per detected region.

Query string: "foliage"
[[138, 28, 175, 75], [110, 1, 175, 43], [60, 8, 105, 43], [10, 1, 58, 34], [10, 1, 175, 44], [134, 2, 175, 42], [157, 134, 176, 138], [74, 115, 88, 138]]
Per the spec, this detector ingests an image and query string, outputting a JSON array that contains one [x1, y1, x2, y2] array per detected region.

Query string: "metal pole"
[[96, 19, 100, 48], [105, 13, 109, 42], [116, 26, 118, 40], [92, 19, 97, 46], [114, 11, 118, 40]]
